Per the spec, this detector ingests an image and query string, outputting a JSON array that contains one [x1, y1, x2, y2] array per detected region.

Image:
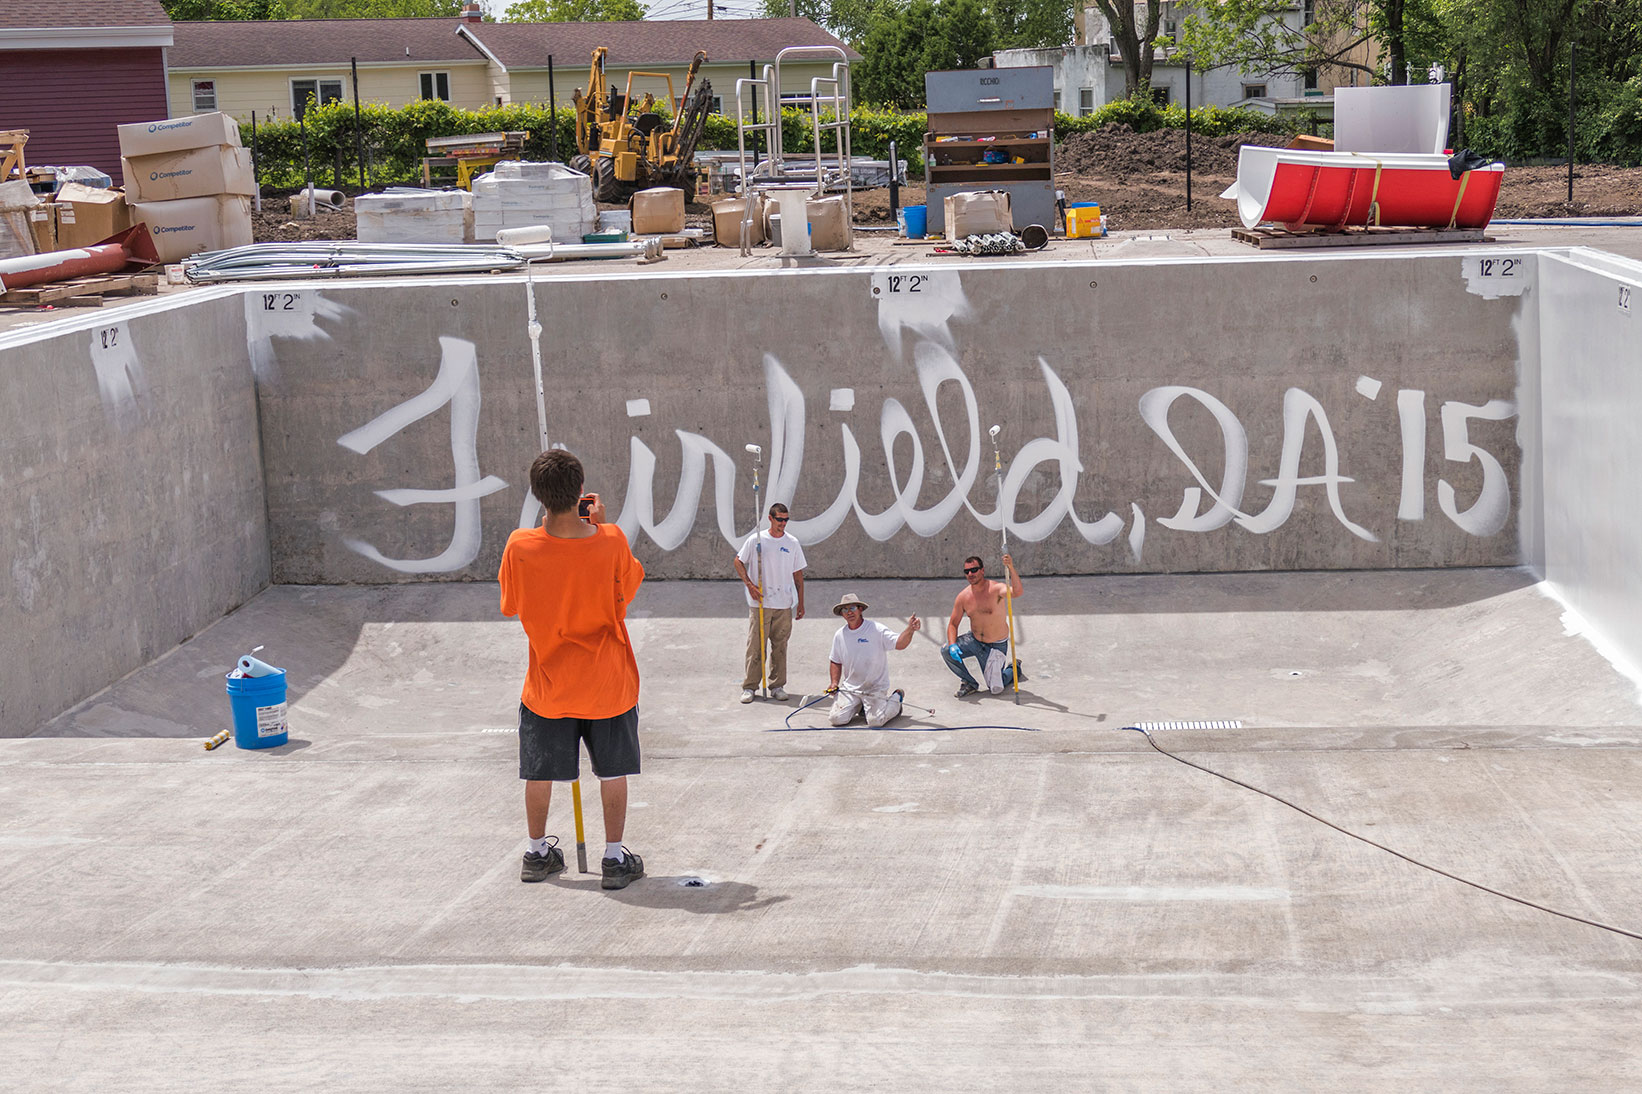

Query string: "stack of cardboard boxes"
[[117, 112, 254, 262]]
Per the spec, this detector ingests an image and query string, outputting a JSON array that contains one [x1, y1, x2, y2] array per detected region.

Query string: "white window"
[[192, 79, 217, 112], [1078, 87, 1094, 116], [419, 72, 451, 101], [291, 77, 343, 120], [1243, 83, 1267, 99], [711, 95, 723, 114], [1052, 90, 1061, 111], [1154, 85, 1172, 105]]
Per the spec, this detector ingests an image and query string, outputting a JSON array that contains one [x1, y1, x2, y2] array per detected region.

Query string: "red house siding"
[[0, 47, 169, 178]]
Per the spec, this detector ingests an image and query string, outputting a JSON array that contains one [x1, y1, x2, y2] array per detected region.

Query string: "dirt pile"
[[1056, 124, 1290, 180]]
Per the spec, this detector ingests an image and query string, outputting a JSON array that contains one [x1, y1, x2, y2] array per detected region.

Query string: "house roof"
[[169, 18, 486, 68], [167, 17, 857, 71], [466, 19, 859, 69], [0, 0, 169, 29]]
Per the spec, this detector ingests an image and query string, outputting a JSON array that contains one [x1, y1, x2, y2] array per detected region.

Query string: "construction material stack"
[[471, 161, 595, 243], [118, 112, 255, 263], [355, 189, 475, 245]]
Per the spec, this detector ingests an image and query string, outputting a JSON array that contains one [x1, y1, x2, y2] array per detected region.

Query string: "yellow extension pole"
[[571, 777, 587, 873], [756, 546, 768, 696], [751, 449, 767, 698], [992, 426, 1020, 704]]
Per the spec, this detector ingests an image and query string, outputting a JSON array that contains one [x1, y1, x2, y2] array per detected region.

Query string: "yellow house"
[[166, 12, 860, 123]]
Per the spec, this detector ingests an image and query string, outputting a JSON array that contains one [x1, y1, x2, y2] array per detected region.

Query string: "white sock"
[[605, 842, 624, 862], [529, 835, 554, 856]]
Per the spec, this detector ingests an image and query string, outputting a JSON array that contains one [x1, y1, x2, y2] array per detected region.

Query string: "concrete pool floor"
[[6, 569, 1642, 1089]]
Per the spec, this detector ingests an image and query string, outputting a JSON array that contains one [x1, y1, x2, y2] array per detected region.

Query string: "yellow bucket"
[[1067, 204, 1104, 238]]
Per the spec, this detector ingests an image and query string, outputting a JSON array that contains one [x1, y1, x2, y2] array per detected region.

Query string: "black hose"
[[1121, 725, 1642, 943]]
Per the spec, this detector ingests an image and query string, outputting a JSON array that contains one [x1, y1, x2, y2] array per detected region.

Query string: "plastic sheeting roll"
[[238, 655, 280, 678]]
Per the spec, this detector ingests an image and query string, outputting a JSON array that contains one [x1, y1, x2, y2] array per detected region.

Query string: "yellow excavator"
[[570, 48, 713, 204]]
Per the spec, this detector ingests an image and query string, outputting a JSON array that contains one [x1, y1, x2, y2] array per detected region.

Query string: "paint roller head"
[[745, 444, 762, 455], [989, 425, 1000, 439]]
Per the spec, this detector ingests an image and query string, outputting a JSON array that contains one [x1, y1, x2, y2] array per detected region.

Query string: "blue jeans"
[[941, 633, 1017, 689]]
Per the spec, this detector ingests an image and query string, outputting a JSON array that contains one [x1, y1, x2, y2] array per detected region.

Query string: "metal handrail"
[[733, 46, 854, 256]]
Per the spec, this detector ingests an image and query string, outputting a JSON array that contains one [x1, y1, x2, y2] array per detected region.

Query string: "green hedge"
[[247, 97, 1300, 190]]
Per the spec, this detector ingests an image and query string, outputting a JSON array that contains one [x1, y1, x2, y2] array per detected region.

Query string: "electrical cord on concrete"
[[1121, 725, 1642, 943]]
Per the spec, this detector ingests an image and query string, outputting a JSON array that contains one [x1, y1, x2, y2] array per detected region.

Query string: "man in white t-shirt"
[[733, 503, 807, 703], [826, 592, 921, 727]]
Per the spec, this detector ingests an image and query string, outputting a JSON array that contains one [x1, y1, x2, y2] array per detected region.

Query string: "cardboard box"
[[129, 195, 252, 263], [944, 190, 1013, 241], [631, 187, 685, 235], [122, 145, 255, 203], [807, 195, 851, 251], [117, 112, 242, 158], [711, 195, 763, 246], [55, 184, 131, 248], [29, 205, 57, 252]]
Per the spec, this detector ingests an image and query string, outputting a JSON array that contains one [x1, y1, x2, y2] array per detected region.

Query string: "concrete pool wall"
[[3, 248, 1638, 736]]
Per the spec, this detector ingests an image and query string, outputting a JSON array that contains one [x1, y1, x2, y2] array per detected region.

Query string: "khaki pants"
[[743, 606, 793, 690], [828, 689, 903, 727]]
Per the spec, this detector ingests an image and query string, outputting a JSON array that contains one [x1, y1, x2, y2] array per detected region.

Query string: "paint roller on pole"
[[523, 269, 587, 874], [746, 443, 768, 699], [990, 425, 1021, 705]]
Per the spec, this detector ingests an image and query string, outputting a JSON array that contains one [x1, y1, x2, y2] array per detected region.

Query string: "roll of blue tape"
[[238, 655, 281, 678]]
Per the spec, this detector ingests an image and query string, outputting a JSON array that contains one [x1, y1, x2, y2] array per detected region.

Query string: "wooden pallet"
[[1232, 226, 1491, 249], [0, 272, 160, 307]]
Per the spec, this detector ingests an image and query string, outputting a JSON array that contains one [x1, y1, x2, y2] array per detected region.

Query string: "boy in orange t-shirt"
[[500, 449, 646, 889]]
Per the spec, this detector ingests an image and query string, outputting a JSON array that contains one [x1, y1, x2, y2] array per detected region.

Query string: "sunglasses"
[[963, 566, 982, 574], [771, 516, 790, 523]]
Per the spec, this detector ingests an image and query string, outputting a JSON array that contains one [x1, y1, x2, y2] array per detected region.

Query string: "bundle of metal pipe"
[[181, 236, 665, 282], [183, 242, 528, 282]]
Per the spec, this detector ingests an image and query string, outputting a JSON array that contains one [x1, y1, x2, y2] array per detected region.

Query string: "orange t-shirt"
[[499, 523, 645, 719]]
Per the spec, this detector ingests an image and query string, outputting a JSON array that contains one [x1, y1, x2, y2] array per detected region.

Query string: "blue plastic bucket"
[[901, 204, 927, 239], [226, 669, 289, 749]]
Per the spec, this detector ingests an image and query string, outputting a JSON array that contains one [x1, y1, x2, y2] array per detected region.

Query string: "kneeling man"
[[827, 592, 921, 727]]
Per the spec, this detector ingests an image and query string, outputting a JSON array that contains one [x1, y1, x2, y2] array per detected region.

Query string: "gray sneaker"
[[602, 847, 645, 891], [521, 838, 565, 883], [954, 681, 979, 698]]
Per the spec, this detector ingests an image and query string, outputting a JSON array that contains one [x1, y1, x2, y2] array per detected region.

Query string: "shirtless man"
[[942, 554, 1025, 697]]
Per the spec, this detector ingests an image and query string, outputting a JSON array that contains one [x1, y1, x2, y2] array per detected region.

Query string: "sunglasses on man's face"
[[963, 566, 982, 575], [771, 516, 790, 523]]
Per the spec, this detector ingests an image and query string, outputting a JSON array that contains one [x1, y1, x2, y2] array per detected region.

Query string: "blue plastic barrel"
[[902, 204, 927, 239], [226, 669, 289, 749]]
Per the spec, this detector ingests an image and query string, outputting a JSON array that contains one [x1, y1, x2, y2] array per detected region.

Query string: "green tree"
[[855, 0, 997, 107], [923, 0, 997, 70], [280, 0, 466, 15], [757, 0, 893, 45], [504, 0, 646, 17], [1181, 0, 1390, 84], [989, 0, 1072, 50], [1089, 0, 1167, 97], [161, 0, 289, 17]]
